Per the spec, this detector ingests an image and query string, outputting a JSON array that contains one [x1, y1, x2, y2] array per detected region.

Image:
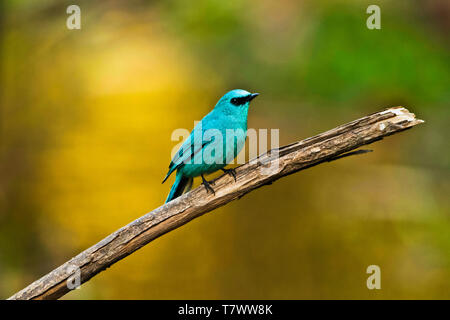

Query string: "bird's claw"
[[222, 168, 237, 182], [201, 175, 215, 195], [204, 183, 215, 195]]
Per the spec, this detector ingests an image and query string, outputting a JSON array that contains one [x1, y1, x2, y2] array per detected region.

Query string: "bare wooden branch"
[[8, 107, 424, 300]]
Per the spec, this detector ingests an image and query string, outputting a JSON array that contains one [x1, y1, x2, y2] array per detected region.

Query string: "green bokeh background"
[[1, 0, 449, 299]]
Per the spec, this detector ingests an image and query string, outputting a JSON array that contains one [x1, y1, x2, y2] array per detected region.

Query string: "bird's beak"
[[247, 93, 259, 102]]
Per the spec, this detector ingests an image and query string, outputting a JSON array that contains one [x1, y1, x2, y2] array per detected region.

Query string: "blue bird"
[[163, 89, 259, 203]]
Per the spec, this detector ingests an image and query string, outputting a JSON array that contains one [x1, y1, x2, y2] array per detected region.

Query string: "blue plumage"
[[163, 89, 258, 203]]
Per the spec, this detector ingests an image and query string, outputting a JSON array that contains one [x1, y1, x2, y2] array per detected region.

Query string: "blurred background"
[[0, 0, 449, 299]]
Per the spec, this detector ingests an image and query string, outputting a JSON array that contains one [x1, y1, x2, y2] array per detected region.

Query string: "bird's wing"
[[162, 125, 214, 183]]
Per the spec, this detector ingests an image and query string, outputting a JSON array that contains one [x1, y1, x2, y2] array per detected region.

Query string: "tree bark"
[[8, 106, 424, 300]]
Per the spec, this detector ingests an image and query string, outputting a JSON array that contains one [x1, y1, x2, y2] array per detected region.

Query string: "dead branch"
[[8, 106, 424, 300]]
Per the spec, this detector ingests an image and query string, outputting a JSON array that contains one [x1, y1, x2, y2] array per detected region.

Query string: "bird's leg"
[[221, 168, 237, 182], [201, 174, 215, 195]]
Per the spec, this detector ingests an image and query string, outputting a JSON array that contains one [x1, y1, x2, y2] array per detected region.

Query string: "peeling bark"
[[8, 107, 424, 300]]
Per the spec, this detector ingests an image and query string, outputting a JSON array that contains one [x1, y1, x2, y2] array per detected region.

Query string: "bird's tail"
[[165, 172, 193, 203]]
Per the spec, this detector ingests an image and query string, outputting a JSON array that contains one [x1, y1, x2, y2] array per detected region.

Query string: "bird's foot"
[[201, 174, 215, 195], [221, 168, 237, 182]]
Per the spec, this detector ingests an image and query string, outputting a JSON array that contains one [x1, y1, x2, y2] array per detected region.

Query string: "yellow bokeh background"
[[1, 0, 449, 299]]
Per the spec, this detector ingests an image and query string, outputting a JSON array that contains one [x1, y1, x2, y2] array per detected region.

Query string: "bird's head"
[[214, 89, 259, 116]]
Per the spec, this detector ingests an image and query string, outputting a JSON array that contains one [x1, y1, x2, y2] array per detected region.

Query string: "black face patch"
[[230, 95, 250, 106]]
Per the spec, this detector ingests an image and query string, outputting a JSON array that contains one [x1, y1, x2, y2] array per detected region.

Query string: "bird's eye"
[[230, 97, 239, 106]]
